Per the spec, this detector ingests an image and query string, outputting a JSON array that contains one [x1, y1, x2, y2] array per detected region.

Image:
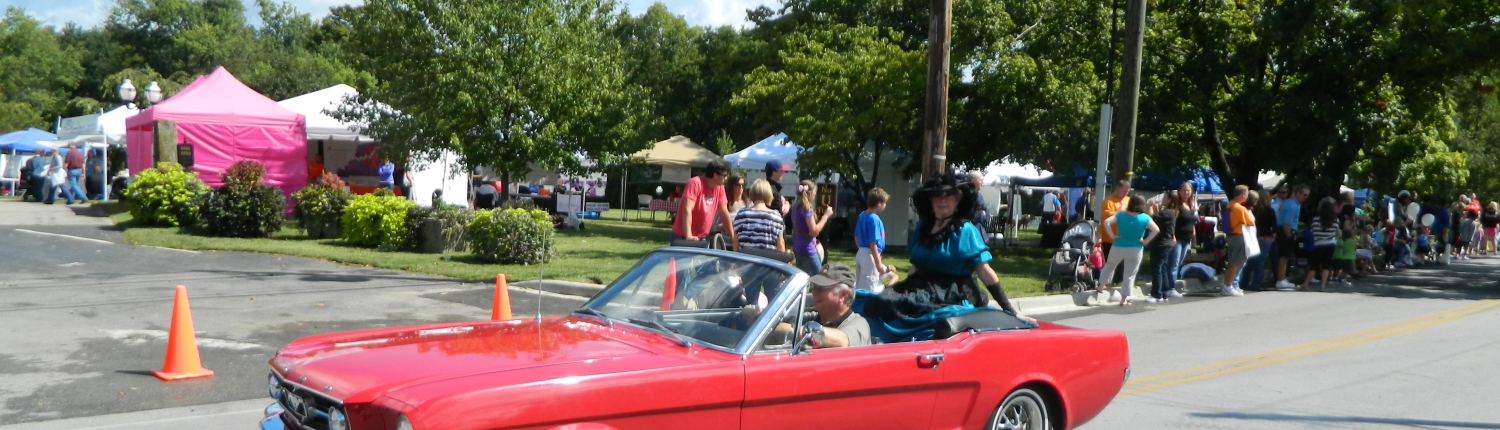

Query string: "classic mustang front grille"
[[271, 375, 341, 430]]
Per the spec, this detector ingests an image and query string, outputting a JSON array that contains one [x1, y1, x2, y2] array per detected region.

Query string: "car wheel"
[[987, 388, 1051, 430]]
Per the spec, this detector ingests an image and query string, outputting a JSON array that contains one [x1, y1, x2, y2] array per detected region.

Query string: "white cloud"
[[13, 0, 779, 30]]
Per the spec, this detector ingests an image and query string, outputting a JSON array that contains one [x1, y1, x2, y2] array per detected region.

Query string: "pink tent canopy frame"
[[126, 66, 308, 198]]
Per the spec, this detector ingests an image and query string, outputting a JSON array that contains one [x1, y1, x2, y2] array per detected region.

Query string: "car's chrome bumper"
[[261, 403, 287, 430]]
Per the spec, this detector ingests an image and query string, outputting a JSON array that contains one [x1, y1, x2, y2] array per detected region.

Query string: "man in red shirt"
[[62, 142, 87, 204], [673, 159, 737, 249]]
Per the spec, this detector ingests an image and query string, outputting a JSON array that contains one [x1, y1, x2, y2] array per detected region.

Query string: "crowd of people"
[[1092, 179, 1493, 306], [666, 161, 1033, 346], [16, 143, 106, 205]]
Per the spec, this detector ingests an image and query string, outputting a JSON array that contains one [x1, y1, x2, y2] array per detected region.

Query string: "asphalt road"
[[4, 201, 1500, 429], [0, 201, 585, 426]]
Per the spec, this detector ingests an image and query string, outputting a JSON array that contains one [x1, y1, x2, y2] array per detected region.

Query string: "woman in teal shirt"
[[863, 174, 1030, 322], [1098, 195, 1160, 306]]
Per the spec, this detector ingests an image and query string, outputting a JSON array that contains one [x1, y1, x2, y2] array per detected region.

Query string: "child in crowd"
[[1459, 211, 1477, 260], [1385, 216, 1413, 268], [1356, 226, 1382, 275], [854, 187, 895, 292], [1415, 226, 1433, 264], [1333, 229, 1359, 284]]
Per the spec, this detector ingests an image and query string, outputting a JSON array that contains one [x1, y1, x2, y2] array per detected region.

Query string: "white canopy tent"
[[277, 84, 370, 141], [725, 132, 799, 171], [57, 105, 139, 146], [279, 85, 466, 207]]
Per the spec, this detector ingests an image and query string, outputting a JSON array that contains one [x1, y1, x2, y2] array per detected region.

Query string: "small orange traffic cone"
[[153, 285, 214, 381], [659, 258, 677, 311], [491, 274, 512, 320]]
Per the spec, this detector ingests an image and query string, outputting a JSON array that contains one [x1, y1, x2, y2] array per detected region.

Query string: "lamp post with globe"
[[118, 79, 164, 108]]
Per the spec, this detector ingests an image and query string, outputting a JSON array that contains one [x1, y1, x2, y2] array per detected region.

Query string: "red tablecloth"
[[649, 200, 678, 212]]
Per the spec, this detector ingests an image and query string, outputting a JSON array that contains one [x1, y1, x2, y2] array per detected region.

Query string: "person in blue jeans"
[[1147, 192, 1178, 303], [63, 143, 87, 204], [1168, 182, 1197, 298]]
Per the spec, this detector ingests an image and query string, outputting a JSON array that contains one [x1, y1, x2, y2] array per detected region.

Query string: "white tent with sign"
[[56, 105, 139, 146]]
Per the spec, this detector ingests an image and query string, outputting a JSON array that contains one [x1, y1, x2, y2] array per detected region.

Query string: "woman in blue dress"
[[863, 174, 1029, 322]]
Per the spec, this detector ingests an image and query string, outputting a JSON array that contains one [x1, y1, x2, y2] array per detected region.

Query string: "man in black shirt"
[[764, 159, 791, 217]]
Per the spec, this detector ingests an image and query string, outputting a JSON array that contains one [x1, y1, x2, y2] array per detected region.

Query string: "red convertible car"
[[261, 248, 1129, 430]]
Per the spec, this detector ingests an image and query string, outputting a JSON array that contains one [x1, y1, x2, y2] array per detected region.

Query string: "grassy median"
[[99, 203, 1053, 296]]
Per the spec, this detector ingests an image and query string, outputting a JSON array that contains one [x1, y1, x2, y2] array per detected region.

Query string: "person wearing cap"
[[764, 159, 791, 216], [861, 173, 1030, 322], [748, 263, 870, 348]]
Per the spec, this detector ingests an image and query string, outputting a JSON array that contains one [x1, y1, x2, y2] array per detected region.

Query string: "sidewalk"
[[0, 200, 113, 227]]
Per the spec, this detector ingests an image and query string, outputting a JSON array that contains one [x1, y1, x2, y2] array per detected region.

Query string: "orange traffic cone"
[[492, 274, 512, 320], [152, 285, 214, 381], [659, 258, 677, 311]]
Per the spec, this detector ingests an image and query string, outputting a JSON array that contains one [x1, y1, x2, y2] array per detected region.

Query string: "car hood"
[[270, 318, 656, 402]]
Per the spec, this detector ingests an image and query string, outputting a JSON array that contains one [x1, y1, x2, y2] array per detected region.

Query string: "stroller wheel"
[[1071, 282, 1087, 294]]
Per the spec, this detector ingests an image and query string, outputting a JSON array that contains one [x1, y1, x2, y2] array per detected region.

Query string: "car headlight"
[[267, 373, 282, 400], [396, 414, 414, 430], [328, 407, 349, 430]]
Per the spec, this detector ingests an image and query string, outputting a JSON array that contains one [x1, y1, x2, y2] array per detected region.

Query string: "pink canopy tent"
[[126, 66, 307, 197]]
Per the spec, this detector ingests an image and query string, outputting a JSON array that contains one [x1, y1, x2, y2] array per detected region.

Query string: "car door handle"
[[916, 353, 945, 370]]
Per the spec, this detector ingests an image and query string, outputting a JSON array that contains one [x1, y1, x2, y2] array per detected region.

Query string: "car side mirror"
[[792, 321, 825, 355]]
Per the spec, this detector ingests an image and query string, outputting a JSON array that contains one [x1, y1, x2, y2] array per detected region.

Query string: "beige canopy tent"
[[631, 135, 719, 168], [620, 135, 722, 221]]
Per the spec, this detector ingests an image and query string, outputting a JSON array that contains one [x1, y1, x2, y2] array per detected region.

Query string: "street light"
[[118, 79, 136, 107], [145, 81, 163, 103]]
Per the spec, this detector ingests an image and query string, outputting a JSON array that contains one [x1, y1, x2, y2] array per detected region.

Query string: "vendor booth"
[[279, 84, 467, 207], [126, 66, 308, 198], [52, 105, 139, 198], [623, 135, 720, 219], [0, 128, 58, 195]]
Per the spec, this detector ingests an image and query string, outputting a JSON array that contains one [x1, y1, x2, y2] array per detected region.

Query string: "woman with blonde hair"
[[735, 179, 788, 305], [790, 180, 834, 274]]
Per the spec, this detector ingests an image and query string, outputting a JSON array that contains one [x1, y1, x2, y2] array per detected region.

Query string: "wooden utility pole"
[[920, 0, 953, 179], [1110, 0, 1147, 182]]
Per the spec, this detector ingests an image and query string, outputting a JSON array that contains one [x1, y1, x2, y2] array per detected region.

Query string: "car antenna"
[[535, 230, 547, 322]]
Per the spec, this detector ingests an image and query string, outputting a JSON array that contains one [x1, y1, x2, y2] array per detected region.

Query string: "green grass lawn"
[[99, 203, 1056, 297]]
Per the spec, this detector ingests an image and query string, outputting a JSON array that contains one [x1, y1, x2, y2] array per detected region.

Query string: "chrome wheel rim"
[[990, 391, 1046, 430]]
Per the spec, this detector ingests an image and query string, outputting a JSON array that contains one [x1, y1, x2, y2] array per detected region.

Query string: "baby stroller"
[[1045, 221, 1097, 293]]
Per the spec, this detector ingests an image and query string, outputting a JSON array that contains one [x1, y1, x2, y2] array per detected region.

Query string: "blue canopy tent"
[[0, 128, 57, 153], [1133, 166, 1225, 194]]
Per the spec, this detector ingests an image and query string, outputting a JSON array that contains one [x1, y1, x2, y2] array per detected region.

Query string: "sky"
[[5, 0, 781, 29]]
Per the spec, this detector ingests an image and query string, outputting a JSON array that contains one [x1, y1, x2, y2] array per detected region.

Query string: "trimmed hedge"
[[469, 207, 555, 264], [341, 194, 415, 249], [124, 162, 208, 227], [403, 205, 475, 252]]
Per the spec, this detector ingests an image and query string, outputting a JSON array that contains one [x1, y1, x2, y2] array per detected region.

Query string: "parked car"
[[260, 247, 1129, 430]]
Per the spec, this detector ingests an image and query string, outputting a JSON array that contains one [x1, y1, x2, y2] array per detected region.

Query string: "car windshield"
[[581, 250, 798, 351]]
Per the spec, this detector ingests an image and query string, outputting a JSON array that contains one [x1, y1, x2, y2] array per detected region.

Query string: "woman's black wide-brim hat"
[[911, 173, 977, 223]]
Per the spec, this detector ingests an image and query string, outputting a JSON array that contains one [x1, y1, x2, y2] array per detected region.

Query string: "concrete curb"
[[512, 280, 606, 299]]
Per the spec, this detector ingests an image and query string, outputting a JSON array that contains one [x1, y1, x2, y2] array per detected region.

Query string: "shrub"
[[291, 181, 352, 237], [341, 194, 415, 248], [199, 184, 285, 237], [469, 208, 555, 264], [125, 162, 208, 227], [224, 160, 266, 186], [404, 205, 475, 251]]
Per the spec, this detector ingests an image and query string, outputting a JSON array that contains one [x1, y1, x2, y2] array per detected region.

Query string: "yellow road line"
[[1121, 299, 1500, 396]]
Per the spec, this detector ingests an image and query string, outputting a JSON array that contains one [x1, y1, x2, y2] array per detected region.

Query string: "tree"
[[331, 0, 654, 179], [734, 24, 925, 200], [0, 7, 84, 130]]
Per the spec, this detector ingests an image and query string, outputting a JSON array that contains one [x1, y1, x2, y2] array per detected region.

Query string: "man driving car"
[[802, 264, 871, 348]]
